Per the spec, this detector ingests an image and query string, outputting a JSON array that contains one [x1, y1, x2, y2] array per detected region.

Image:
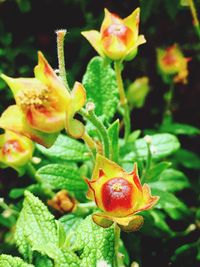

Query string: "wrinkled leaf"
[[152, 189, 190, 220], [73, 215, 115, 266], [36, 134, 90, 162], [0, 254, 34, 267], [121, 133, 180, 162], [82, 56, 119, 121], [36, 164, 88, 201], [150, 169, 190, 192]]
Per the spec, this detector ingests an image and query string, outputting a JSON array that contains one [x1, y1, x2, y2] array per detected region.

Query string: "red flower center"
[[102, 177, 133, 212], [162, 51, 177, 66], [2, 140, 24, 155], [102, 24, 132, 46]]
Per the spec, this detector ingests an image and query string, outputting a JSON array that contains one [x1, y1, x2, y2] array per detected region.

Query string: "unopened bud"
[[86, 102, 95, 112], [144, 135, 152, 144], [48, 190, 76, 213]]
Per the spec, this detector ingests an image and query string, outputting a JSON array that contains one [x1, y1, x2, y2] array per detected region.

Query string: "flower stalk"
[[114, 223, 121, 267], [56, 29, 70, 91], [114, 61, 131, 141], [80, 106, 111, 159]]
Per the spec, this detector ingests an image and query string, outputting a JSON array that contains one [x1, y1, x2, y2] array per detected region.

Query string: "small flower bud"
[[144, 135, 152, 144], [86, 102, 95, 112]]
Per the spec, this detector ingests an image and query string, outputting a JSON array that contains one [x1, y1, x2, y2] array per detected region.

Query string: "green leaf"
[[73, 215, 115, 266], [150, 169, 190, 192], [82, 56, 119, 121], [121, 133, 180, 162], [160, 122, 200, 136], [36, 134, 90, 162], [59, 214, 83, 235], [174, 149, 200, 169], [141, 210, 173, 237], [15, 191, 59, 260], [108, 119, 119, 162], [140, 0, 157, 23], [0, 254, 34, 267], [15, 191, 79, 266], [34, 254, 53, 267], [164, 0, 180, 19], [144, 161, 172, 182], [36, 164, 88, 201], [152, 189, 190, 220]]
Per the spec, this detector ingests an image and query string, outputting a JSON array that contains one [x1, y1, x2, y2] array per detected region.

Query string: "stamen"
[[17, 87, 49, 108], [112, 182, 122, 192]]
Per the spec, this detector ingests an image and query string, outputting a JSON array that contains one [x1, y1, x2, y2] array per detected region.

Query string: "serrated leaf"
[[82, 56, 119, 121], [121, 133, 180, 162], [36, 134, 90, 162], [108, 119, 119, 162], [36, 164, 88, 201], [174, 149, 200, 169], [150, 169, 190, 192], [152, 189, 190, 220], [73, 215, 115, 266], [15, 191, 59, 259], [15, 191, 79, 266], [0, 254, 34, 267]]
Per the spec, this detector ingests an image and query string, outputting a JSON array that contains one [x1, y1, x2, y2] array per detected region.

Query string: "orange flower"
[[157, 44, 191, 84], [0, 130, 34, 173], [85, 154, 159, 232], [82, 8, 146, 61], [1, 52, 86, 142]]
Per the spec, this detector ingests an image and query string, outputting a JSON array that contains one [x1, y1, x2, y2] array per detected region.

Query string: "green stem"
[[56, 29, 70, 91], [114, 61, 131, 142], [189, 0, 200, 40], [114, 222, 121, 267], [163, 82, 175, 122], [141, 140, 152, 183], [80, 107, 111, 159]]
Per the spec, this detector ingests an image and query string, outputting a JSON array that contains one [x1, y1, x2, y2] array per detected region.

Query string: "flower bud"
[[157, 44, 191, 84], [82, 8, 146, 61], [0, 130, 34, 173]]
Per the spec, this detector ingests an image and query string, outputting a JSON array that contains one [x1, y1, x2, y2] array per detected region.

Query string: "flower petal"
[[65, 82, 86, 138], [117, 215, 144, 232], [81, 30, 104, 57], [0, 105, 58, 148], [123, 8, 140, 40], [101, 8, 122, 33], [92, 154, 124, 180], [135, 183, 159, 213], [92, 213, 114, 228]]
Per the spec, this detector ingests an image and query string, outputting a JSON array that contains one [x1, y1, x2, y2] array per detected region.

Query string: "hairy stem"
[[114, 61, 131, 141], [56, 29, 70, 91], [80, 107, 111, 159], [81, 132, 98, 159]]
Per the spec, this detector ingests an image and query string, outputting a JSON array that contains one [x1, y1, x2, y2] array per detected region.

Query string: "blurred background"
[[0, 0, 199, 266]]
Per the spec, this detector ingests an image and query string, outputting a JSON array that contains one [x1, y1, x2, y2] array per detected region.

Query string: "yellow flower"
[[82, 8, 146, 61], [85, 154, 159, 232], [0, 105, 58, 148], [0, 130, 34, 173], [1, 52, 86, 142], [157, 44, 191, 84]]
